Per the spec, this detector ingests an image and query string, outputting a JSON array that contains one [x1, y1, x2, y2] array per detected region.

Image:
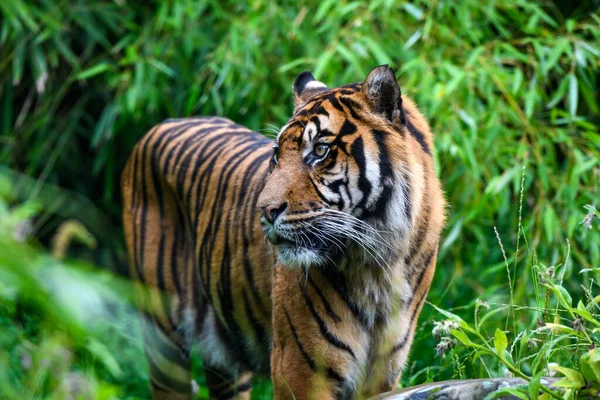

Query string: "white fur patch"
[[180, 307, 197, 349], [198, 310, 237, 369], [276, 122, 291, 141], [277, 244, 325, 268], [304, 80, 327, 90], [302, 122, 318, 156]]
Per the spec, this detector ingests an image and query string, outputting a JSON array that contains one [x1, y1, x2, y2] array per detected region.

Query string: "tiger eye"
[[314, 144, 329, 157]]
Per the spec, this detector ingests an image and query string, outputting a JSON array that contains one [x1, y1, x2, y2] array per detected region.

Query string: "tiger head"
[[257, 65, 427, 268]]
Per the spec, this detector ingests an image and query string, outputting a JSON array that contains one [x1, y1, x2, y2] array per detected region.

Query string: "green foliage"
[[0, 0, 599, 398], [0, 189, 149, 398]]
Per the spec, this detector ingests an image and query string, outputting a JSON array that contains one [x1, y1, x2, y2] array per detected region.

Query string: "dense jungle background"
[[1, 0, 599, 398]]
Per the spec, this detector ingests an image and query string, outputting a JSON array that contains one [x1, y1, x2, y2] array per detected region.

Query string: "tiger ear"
[[293, 71, 328, 111], [361, 65, 403, 124]]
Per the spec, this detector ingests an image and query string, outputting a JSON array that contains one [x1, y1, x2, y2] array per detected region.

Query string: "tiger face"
[[257, 66, 415, 268]]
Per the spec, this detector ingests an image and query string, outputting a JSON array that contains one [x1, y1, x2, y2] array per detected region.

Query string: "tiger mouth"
[[272, 233, 329, 252]]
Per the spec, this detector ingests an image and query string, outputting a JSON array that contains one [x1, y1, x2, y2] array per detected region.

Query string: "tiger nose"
[[260, 202, 288, 224]]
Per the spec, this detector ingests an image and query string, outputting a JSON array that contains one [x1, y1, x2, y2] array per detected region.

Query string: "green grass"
[[1, 0, 599, 398]]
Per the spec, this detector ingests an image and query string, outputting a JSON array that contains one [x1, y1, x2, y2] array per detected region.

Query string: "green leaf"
[[478, 306, 509, 327], [450, 329, 474, 347], [525, 73, 538, 119], [472, 349, 491, 363], [549, 365, 585, 389], [440, 218, 462, 254], [403, 3, 423, 20], [485, 167, 520, 195], [494, 328, 508, 358], [148, 59, 175, 78], [11, 202, 41, 221], [529, 372, 542, 400], [511, 68, 523, 94], [403, 30, 422, 50], [543, 206, 558, 243], [544, 323, 584, 338], [429, 303, 464, 322], [484, 388, 529, 400], [556, 285, 572, 308], [552, 378, 583, 389], [86, 338, 123, 379], [580, 350, 600, 385], [545, 75, 569, 109], [361, 37, 391, 65], [458, 109, 476, 130], [76, 63, 112, 80]]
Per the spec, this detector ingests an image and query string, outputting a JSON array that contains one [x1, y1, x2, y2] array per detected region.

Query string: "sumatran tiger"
[[121, 65, 445, 400]]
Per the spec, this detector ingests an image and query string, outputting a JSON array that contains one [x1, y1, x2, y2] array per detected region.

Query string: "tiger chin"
[[122, 65, 445, 400]]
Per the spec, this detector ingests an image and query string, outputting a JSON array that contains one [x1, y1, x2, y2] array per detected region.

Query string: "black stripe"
[[390, 288, 429, 355], [307, 275, 342, 322], [405, 172, 430, 268], [161, 123, 215, 177], [401, 170, 412, 222], [150, 379, 169, 393], [405, 112, 431, 155], [145, 350, 191, 393], [308, 176, 332, 204], [315, 103, 330, 117], [149, 136, 172, 314], [325, 177, 345, 209], [191, 134, 247, 229], [316, 268, 371, 329], [338, 96, 362, 121], [300, 282, 356, 359], [339, 119, 357, 137], [283, 308, 346, 384], [207, 139, 270, 299], [326, 93, 344, 113], [196, 135, 254, 292], [350, 136, 372, 214], [170, 210, 184, 296], [177, 128, 250, 202], [368, 130, 395, 218], [172, 125, 237, 179], [413, 249, 436, 289], [327, 367, 345, 384], [341, 82, 361, 91], [239, 150, 272, 316], [242, 289, 267, 347], [178, 127, 252, 196], [138, 133, 152, 284], [131, 138, 143, 280], [284, 308, 316, 370], [218, 379, 253, 399], [142, 317, 189, 367]]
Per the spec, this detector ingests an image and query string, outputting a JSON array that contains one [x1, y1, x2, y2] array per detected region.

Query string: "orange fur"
[[122, 66, 445, 399]]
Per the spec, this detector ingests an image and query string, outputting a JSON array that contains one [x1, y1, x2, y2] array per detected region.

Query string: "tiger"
[[121, 65, 446, 400]]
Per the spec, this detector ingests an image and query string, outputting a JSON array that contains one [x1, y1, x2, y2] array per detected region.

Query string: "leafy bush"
[[0, 189, 148, 398], [1, 0, 599, 398], [426, 176, 600, 399]]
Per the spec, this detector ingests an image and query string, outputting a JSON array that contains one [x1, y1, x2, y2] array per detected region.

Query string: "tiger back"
[[121, 65, 445, 400]]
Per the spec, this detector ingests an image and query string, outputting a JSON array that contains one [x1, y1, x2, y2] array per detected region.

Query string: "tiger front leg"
[[270, 267, 367, 400]]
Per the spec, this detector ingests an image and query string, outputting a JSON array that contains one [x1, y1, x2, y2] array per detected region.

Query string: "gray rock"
[[370, 377, 560, 400]]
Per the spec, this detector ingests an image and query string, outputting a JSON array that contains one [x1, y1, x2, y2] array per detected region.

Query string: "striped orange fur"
[[121, 65, 445, 400]]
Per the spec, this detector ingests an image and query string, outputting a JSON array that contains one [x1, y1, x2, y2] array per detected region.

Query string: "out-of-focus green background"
[[1, 0, 599, 398]]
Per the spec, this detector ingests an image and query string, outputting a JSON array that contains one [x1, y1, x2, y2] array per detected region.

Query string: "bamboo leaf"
[[568, 73, 578, 117], [76, 63, 112, 80], [494, 328, 508, 358]]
